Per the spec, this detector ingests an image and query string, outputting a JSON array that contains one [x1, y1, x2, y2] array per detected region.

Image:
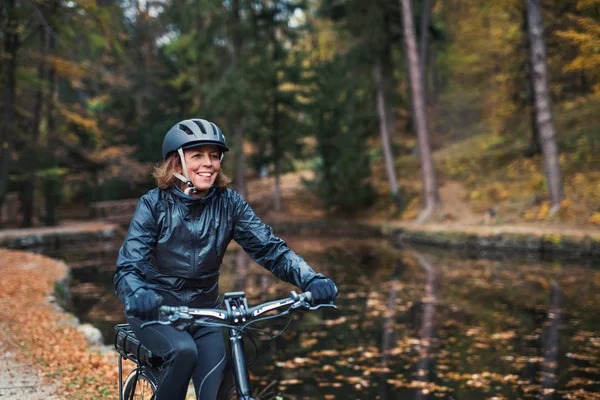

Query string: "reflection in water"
[[541, 280, 562, 399], [411, 251, 438, 400], [51, 236, 600, 399], [379, 262, 404, 400]]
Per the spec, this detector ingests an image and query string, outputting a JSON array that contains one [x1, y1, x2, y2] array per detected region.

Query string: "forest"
[[1, 0, 599, 228]]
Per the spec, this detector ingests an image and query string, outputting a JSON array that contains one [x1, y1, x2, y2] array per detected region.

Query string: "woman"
[[114, 118, 338, 400]]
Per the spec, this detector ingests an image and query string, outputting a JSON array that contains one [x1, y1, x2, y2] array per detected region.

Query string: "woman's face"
[[182, 144, 221, 196]]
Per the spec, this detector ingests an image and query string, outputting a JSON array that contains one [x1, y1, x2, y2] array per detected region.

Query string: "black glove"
[[126, 289, 162, 321], [305, 278, 338, 305]]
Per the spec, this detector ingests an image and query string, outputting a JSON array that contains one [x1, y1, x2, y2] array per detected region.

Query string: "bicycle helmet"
[[162, 119, 229, 160], [162, 118, 229, 195]]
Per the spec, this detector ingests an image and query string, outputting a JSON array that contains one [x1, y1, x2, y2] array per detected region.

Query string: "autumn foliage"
[[0, 249, 128, 399]]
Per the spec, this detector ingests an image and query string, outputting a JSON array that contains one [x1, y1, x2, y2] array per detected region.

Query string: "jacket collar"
[[169, 185, 217, 205]]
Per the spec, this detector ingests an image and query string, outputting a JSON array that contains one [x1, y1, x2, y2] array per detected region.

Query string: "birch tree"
[[526, 0, 563, 214], [400, 0, 439, 222]]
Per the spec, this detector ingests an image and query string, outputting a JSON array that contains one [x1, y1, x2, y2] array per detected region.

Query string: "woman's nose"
[[200, 155, 212, 166]]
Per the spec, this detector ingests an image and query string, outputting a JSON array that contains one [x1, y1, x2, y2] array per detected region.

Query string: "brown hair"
[[153, 153, 231, 191]]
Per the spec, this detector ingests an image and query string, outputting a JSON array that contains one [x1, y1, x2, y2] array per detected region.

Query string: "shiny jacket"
[[114, 186, 324, 308]]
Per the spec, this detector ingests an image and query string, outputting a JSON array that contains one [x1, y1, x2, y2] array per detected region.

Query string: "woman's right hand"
[[126, 289, 162, 321]]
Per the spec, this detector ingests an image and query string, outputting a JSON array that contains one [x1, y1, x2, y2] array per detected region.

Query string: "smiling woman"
[[181, 146, 222, 196], [152, 119, 231, 195], [113, 118, 338, 400]]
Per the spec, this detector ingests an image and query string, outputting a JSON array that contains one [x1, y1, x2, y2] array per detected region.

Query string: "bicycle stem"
[[228, 325, 253, 398]]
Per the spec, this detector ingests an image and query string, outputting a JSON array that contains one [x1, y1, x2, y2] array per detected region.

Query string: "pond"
[[57, 234, 600, 399]]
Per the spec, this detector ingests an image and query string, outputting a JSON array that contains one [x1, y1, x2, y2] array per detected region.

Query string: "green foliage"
[[303, 56, 377, 215]]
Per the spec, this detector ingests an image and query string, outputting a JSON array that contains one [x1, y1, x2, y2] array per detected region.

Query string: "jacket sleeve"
[[231, 191, 325, 290], [113, 195, 158, 304]]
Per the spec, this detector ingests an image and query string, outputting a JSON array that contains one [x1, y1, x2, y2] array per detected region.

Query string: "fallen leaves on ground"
[[0, 248, 131, 399]]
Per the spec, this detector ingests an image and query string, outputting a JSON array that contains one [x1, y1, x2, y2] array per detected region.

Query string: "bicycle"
[[114, 290, 336, 400]]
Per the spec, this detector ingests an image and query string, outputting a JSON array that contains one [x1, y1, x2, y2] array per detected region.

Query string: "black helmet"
[[162, 119, 229, 160]]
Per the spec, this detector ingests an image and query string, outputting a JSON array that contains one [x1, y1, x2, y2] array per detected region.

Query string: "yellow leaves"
[[323, 316, 347, 327], [537, 201, 551, 219], [577, 0, 600, 9], [556, 13, 600, 93], [58, 107, 99, 133], [46, 55, 87, 79], [490, 330, 517, 341], [589, 212, 600, 224], [563, 54, 600, 74], [468, 183, 510, 204]]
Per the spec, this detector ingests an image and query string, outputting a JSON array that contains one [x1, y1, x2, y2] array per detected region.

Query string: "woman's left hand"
[[305, 278, 338, 305]]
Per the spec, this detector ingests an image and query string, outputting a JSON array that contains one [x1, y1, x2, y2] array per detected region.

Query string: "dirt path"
[[0, 328, 59, 400]]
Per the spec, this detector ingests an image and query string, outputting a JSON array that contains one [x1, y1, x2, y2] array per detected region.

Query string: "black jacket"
[[114, 186, 324, 308]]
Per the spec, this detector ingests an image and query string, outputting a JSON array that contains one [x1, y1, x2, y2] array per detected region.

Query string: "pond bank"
[[1, 218, 598, 259], [0, 221, 121, 252], [266, 217, 600, 259], [378, 221, 600, 260]]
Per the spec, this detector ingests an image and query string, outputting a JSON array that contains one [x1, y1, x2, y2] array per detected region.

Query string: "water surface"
[[58, 235, 600, 399]]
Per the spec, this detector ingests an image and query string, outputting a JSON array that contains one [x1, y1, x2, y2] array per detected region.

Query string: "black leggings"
[[128, 316, 227, 400]]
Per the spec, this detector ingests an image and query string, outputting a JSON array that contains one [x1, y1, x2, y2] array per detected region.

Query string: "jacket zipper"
[[191, 207, 197, 279]]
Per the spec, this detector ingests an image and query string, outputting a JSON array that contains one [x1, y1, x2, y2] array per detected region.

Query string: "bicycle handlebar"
[[140, 291, 336, 330]]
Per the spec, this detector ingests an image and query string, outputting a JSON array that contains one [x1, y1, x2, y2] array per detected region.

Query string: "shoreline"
[[1, 218, 599, 259]]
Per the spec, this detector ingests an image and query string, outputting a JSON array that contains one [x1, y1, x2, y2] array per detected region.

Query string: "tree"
[[319, 0, 406, 212], [400, 0, 439, 222], [374, 57, 402, 213], [303, 51, 376, 214], [526, 0, 563, 215], [0, 0, 22, 225]]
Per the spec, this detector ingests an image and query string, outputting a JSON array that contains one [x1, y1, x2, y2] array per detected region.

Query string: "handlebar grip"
[[124, 293, 163, 314], [303, 291, 313, 305]]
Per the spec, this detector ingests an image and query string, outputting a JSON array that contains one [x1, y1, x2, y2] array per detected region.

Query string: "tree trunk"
[[419, 0, 431, 104], [19, 180, 35, 227], [400, 0, 439, 222], [230, 0, 250, 286], [44, 9, 58, 226], [230, 0, 246, 200], [381, 41, 396, 134], [271, 20, 282, 213], [272, 141, 281, 212], [526, 0, 562, 215], [22, 24, 48, 227], [373, 58, 402, 212], [233, 122, 247, 198], [523, 5, 541, 158], [428, 44, 438, 103], [0, 0, 19, 227]]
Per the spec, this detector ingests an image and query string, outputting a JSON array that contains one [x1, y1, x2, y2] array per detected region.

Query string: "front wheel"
[[123, 369, 157, 400]]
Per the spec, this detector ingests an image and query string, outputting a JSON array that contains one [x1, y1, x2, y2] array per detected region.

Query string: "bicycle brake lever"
[[290, 301, 311, 312], [307, 303, 338, 311], [140, 320, 170, 329]]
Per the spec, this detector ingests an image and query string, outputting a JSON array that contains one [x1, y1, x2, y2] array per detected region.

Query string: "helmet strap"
[[174, 148, 198, 195]]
